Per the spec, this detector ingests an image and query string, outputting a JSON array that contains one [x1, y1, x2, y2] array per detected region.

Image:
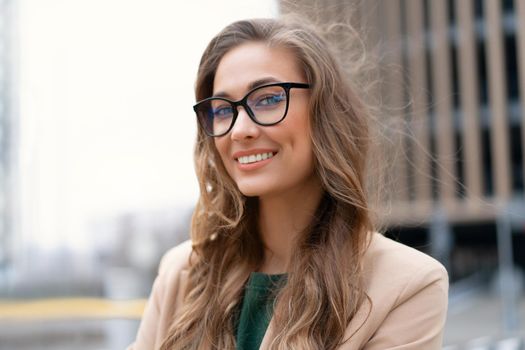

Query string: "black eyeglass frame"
[[193, 82, 311, 137]]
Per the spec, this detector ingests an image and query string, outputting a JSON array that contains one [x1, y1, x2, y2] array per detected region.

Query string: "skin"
[[213, 42, 324, 274]]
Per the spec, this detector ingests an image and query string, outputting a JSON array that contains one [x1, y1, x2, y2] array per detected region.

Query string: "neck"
[[257, 178, 323, 274]]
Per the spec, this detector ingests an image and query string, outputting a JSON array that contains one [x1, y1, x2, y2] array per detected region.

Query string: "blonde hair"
[[160, 17, 374, 350]]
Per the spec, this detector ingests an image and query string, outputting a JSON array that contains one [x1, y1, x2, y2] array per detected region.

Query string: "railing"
[[0, 298, 145, 319]]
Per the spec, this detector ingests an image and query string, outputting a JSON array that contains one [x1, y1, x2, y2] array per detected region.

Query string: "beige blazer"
[[128, 233, 449, 349]]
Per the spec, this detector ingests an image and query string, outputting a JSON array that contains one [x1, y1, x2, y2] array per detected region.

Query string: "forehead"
[[213, 42, 305, 98]]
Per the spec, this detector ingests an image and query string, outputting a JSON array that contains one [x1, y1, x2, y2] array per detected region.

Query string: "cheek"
[[293, 117, 316, 173], [214, 137, 228, 158], [213, 139, 232, 172], [287, 110, 313, 157], [277, 122, 315, 174], [296, 139, 315, 172]]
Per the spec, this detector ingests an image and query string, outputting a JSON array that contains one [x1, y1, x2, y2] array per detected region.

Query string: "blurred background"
[[0, 0, 524, 349]]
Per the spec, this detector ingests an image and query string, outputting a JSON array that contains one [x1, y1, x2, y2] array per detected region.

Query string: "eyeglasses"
[[193, 82, 310, 137]]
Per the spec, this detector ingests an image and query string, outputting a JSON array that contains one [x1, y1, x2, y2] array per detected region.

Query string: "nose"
[[230, 106, 260, 141]]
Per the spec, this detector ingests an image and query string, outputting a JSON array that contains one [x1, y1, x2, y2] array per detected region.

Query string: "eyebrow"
[[212, 77, 280, 99]]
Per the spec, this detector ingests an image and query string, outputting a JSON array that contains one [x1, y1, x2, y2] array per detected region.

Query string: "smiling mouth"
[[236, 152, 276, 165]]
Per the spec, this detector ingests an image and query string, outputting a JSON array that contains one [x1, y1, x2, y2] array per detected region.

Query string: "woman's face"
[[212, 42, 318, 199]]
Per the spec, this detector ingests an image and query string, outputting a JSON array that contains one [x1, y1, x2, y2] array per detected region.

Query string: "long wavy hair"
[[160, 17, 374, 350]]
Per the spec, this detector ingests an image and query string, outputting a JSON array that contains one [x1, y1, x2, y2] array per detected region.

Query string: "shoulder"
[[149, 239, 194, 305], [361, 232, 448, 316], [157, 239, 193, 277], [344, 233, 449, 349], [151, 239, 194, 305], [364, 232, 448, 290], [127, 240, 194, 350]]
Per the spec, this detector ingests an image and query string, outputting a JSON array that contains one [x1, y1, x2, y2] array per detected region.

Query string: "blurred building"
[[281, 0, 525, 340]]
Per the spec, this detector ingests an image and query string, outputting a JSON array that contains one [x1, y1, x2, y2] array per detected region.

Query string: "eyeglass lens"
[[196, 85, 288, 136]]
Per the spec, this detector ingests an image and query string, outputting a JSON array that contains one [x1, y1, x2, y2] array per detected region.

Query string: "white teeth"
[[238, 152, 274, 164]]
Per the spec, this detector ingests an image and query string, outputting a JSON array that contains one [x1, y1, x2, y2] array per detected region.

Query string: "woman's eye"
[[256, 93, 285, 107], [213, 106, 233, 118]]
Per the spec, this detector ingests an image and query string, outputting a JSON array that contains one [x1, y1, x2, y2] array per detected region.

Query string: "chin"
[[236, 181, 275, 198], [237, 186, 265, 198]]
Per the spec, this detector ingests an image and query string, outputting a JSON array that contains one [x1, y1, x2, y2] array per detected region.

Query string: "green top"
[[235, 272, 286, 350]]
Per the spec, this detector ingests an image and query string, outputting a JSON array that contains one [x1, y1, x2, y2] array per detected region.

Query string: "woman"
[[129, 17, 448, 350]]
